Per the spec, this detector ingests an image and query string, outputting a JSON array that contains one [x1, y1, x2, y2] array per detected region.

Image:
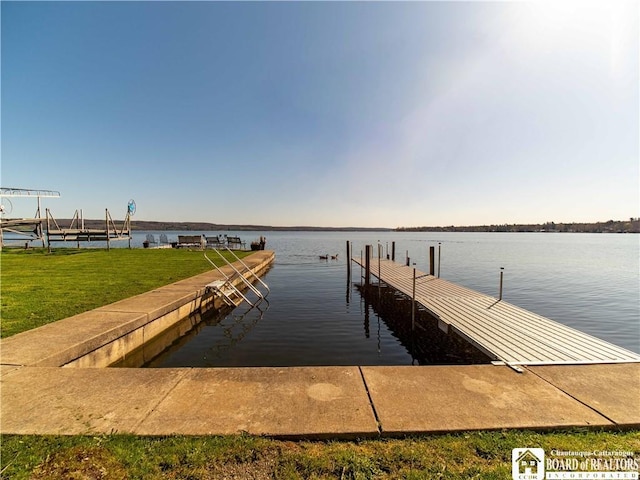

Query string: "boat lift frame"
[[0, 188, 61, 248]]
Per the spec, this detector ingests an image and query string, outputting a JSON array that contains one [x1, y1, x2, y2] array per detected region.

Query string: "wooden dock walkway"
[[352, 257, 640, 366]]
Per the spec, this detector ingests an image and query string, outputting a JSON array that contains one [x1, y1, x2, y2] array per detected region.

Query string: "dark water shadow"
[[355, 283, 492, 365], [111, 303, 266, 368]]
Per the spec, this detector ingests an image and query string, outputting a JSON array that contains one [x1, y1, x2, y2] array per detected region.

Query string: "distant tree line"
[[396, 219, 640, 233], [38, 218, 640, 233], [49, 219, 391, 232]]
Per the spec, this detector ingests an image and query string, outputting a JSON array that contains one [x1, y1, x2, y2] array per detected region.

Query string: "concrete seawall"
[[0, 250, 274, 368]]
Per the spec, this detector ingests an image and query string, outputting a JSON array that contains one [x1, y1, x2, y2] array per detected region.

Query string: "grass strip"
[[1, 430, 638, 479], [0, 248, 251, 338]]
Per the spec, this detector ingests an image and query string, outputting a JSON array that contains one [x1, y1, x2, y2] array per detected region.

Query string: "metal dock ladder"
[[204, 248, 270, 308]]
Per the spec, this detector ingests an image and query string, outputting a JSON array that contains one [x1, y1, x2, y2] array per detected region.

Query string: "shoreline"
[[4, 218, 637, 233]]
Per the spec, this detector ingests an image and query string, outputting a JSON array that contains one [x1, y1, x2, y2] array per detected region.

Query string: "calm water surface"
[[129, 231, 639, 366]]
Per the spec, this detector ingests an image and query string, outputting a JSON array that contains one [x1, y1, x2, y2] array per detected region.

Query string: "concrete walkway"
[[1, 251, 638, 438], [2, 363, 638, 438]]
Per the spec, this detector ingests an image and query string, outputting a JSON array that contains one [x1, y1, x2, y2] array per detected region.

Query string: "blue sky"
[[2, 1, 638, 228]]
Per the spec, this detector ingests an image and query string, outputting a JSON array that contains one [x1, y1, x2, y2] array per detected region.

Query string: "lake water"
[[119, 231, 639, 367]]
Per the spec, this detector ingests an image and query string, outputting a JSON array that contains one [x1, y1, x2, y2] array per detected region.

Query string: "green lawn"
[[1, 430, 638, 479], [0, 247, 250, 338]]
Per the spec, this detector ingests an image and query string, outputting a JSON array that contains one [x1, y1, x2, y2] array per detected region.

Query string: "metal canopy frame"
[[0, 187, 61, 198], [0, 187, 61, 248]]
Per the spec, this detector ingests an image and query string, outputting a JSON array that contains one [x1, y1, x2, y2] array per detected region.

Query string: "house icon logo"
[[512, 448, 545, 480]]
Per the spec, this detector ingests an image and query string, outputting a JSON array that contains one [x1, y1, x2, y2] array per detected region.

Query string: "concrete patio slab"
[[527, 363, 640, 426], [137, 366, 379, 439], [360, 365, 613, 436], [0, 367, 187, 435]]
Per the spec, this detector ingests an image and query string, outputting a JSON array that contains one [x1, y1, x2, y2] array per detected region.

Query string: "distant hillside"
[[397, 219, 640, 234], [32, 218, 639, 233], [51, 219, 393, 232]]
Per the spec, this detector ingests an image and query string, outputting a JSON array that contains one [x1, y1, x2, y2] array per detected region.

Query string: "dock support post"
[[46, 208, 52, 253], [106, 209, 110, 251], [37, 196, 45, 248], [412, 267, 416, 330], [378, 244, 382, 295], [364, 245, 371, 289], [429, 246, 435, 276], [437, 242, 441, 278], [77, 209, 82, 249], [406, 250, 410, 267], [499, 267, 504, 300], [346, 240, 351, 278], [391, 241, 395, 262]]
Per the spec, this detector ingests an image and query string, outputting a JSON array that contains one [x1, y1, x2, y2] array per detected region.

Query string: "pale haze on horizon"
[[2, 1, 638, 229]]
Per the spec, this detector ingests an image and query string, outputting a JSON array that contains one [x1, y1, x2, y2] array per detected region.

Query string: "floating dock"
[[353, 256, 640, 367], [45, 207, 132, 249]]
